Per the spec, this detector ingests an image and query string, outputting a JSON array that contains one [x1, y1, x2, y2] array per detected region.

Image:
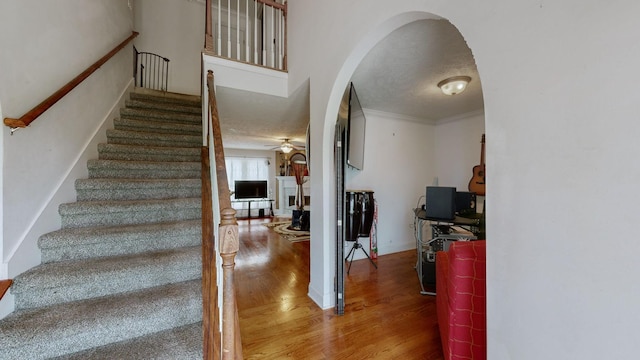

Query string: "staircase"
[[0, 89, 205, 359]]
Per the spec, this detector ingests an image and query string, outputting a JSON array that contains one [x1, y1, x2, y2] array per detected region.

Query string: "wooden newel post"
[[219, 207, 239, 360]]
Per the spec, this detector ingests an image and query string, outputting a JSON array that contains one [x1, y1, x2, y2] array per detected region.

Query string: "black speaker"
[[422, 259, 436, 287], [455, 191, 476, 216]]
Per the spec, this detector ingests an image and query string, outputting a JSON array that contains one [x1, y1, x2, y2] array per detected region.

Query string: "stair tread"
[[12, 246, 201, 293], [59, 197, 201, 215], [125, 99, 201, 115], [130, 89, 201, 106], [39, 220, 201, 249], [52, 322, 202, 360], [0, 280, 201, 359], [98, 143, 201, 154], [106, 128, 201, 140], [87, 158, 200, 169], [119, 108, 201, 124], [75, 178, 201, 190], [113, 118, 201, 135]]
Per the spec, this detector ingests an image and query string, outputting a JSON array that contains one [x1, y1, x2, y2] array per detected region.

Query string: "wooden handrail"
[[0, 279, 12, 301], [202, 147, 221, 360], [204, 70, 242, 359], [3, 31, 139, 130]]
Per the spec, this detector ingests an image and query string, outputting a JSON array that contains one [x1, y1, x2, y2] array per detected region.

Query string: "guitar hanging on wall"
[[468, 134, 486, 195]]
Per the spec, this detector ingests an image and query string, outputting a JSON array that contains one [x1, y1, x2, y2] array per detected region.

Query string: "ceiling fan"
[[267, 138, 304, 153]]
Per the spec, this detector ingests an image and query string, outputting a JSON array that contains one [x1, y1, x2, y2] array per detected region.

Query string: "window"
[[225, 157, 270, 197]]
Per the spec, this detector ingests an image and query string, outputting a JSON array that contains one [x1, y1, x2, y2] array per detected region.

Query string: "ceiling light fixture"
[[437, 76, 471, 96], [280, 139, 294, 153]]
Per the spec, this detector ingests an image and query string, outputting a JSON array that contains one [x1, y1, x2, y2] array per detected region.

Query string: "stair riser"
[[114, 119, 201, 136], [125, 99, 201, 115], [120, 109, 201, 125], [98, 151, 200, 162], [13, 249, 202, 309], [54, 323, 203, 359], [107, 135, 201, 148], [88, 168, 200, 179], [98, 143, 201, 156], [129, 91, 201, 108]]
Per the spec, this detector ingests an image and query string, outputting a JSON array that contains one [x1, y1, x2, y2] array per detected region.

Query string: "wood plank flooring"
[[235, 218, 443, 360]]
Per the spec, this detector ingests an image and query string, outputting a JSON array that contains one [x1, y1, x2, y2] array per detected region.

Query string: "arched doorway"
[[311, 11, 485, 312]]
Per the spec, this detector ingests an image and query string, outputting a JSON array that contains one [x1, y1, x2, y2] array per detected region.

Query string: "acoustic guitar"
[[468, 134, 486, 195]]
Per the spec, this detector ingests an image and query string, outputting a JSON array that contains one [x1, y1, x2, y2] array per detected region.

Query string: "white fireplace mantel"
[[275, 176, 310, 215]]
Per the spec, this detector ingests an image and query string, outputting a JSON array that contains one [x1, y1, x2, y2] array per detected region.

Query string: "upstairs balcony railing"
[[205, 0, 287, 71]]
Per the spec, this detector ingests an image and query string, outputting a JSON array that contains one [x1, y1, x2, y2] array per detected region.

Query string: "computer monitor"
[[425, 186, 456, 221]]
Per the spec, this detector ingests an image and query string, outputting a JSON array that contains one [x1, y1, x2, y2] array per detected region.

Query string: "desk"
[[414, 210, 477, 295], [232, 199, 274, 219]]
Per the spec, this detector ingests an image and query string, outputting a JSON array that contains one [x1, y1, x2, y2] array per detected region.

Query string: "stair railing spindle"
[[245, 0, 250, 62]]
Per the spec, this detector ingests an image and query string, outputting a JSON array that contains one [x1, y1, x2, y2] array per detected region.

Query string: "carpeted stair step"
[[106, 129, 201, 148], [0, 280, 202, 360], [119, 107, 201, 125], [11, 245, 201, 309], [75, 178, 201, 201], [129, 90, 201, 108], [125, 99, 201, 116], [52, 322, 203, 360], [39, 220, 201, 263], [87, 159, 200, 179], [59, 198, 201, 228], [98, 143, 200, 162], [113, 117, 202, 136]]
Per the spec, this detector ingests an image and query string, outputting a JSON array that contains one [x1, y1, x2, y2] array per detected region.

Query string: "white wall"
[[434, 110, 485, 191], [134, 0, 204, 95], [0, 0, 134, 317], [343, 109, 484, 262], [290, 1, 640, 358], [345, 110, 435, 260]]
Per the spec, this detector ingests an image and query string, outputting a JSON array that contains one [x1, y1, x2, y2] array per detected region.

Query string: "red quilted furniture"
[[436, 240, 486, 360]]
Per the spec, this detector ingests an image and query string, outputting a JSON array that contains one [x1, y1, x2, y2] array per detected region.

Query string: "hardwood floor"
[[235, 218, 444, 360]]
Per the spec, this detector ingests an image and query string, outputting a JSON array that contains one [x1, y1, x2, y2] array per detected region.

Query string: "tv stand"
[[231, 199, 274, 219]]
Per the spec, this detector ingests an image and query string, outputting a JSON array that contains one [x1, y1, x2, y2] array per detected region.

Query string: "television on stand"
[[234, 180, 268, 199]]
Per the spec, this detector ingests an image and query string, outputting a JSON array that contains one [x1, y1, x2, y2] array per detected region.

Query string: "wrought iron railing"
[[134, 47, 170, 91]]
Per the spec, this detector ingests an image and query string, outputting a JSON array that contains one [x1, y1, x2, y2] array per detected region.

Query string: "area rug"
[[263, 221, 310, 242]]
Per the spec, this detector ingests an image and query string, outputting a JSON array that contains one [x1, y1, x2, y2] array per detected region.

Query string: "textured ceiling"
[[218, 81, 310, 150], [351, 19, 483, 121], [217, 19, 483, 150]]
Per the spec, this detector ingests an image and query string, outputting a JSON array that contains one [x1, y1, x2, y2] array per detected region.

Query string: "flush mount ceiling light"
[[437, 76, 472, 96], [280, 139, 294, 153]]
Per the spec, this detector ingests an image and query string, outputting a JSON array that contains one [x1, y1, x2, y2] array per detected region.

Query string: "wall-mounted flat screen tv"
[[347, 82, 366, 170], [425, 186, 457, 221], [234, 180, 268, 199]]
